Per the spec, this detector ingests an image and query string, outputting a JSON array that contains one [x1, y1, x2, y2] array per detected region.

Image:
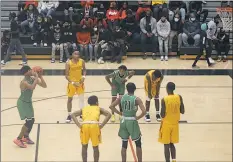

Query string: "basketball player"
[[158, 82, 185, 162], [144, 70, 163, 122], [65, 51, 86, 123], [105, 65, 135, 122], [71, 95, 111, 162], [109, 82, 146, 162], [14, 66, 47, 148]]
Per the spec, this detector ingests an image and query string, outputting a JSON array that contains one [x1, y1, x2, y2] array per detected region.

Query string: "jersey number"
[[124, 100, 131, 111]]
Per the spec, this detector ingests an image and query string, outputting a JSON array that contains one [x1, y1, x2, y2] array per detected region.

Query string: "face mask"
[[161, 18, 166, 22], [94, 27, 98, 31], [174, 18, 179, 22], [191, 18, 195, 21]]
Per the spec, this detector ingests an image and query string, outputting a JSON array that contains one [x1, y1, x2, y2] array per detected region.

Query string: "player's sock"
[[66, 112, 72, 123], [145, 111, 151, 122], [18, 125, 28, 139]]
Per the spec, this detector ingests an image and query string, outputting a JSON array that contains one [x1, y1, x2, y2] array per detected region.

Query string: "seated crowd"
[[1, 0, 231, 64]]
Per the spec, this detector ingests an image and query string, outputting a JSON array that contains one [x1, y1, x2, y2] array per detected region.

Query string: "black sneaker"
[[143, 54, 147, 60], [145, 114, 151, 122], [66, 115, 72, 123], [156, 114, 161, 122], [152, 53, 156, 60]]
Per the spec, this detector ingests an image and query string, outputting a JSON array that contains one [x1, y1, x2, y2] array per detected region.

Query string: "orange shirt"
[[81, 0, 94, 7], [106, 9, 119, 21], [25, 0, 38, 9], [76, 32, 91, 45], [119, 9, 127, 20]]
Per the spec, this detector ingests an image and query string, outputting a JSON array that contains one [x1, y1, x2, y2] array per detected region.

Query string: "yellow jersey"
[[163, 94, 181, 124], [146, 70, 161, 86], [151, 0, 167, 5], [68, 59, 83, 82], [82, 105, 100, 122]]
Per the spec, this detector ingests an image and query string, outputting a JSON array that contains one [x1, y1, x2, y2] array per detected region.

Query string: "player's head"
[[72, 51, 80, 59], [88, 95, 99, 106], [166, 82, 176, 93], [20, 66, 32, 76], [153, 70, 162, 81], [126, 82, 136, 94], [118, 65, 127, 75]]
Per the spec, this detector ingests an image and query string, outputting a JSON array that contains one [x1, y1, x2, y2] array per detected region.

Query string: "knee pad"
[[122, 140, 128, 149], [25, 118, 35, 130], [146, 97, 151, 101], [135, 138, 142, 148]]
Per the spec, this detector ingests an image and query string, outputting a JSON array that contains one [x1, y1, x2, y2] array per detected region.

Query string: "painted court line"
[[129, 138, 138, 162], [35, 124, 40, 162]]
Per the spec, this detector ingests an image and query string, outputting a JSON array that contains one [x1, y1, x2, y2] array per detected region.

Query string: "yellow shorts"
[[67, 83, 85, 97], [158, 122, 179, 144], [144, 78, 157, 98], [80, 124, 101, 147]]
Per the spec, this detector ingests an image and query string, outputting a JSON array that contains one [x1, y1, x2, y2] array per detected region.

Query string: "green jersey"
[[19, 77, 34, 102], [110, 70, 129, 85], [120, 94, 138, 117]]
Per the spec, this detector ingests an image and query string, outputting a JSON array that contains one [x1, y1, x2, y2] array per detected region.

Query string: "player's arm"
[[105, 72, 114, 86], [71, 110, 82, 128], [155, 74, 163, 97], [65, 62, 71, 83], [37, 73, 47, 88], [80, 60, 86, 83], [21, 73, 39, 90], [127, 70, 135, 80], [135, 97, 146, 120], [109, 98, 122, 115], [99, 108, 111, 129], [179, 95, 185, 114], [160, 98, 166, 118], [145, 74, 152, 98]]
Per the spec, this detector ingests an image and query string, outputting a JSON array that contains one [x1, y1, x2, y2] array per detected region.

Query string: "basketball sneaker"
[[13, 138, 27, 148], [111, 114, 115, 122], [160, 56, 164, 61], [156, 114, 161, 122], [223, 55, 227, 62], [22, 137, 35, 144], [143, 53, 147, 60], [1, 60, 5, 66], [66, 115, 72, 123], [145, 114, 151, 122], [51, 60, 55, 63], [165, 56, 168, 61], [192, 65, 200, 69], [217, 56, 222, 62], [152, 53, 156, 60]]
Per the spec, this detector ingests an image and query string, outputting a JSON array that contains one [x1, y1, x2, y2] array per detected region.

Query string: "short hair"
[[20, 66, 31, 75], [167, 82, 176, 91], [126, 82, 136, 93], [118, 65, 127, 71], [153, 70, 162, 78], [88, 95, 98, 105]]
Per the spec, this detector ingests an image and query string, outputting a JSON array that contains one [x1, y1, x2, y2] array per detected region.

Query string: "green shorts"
[[111, 81, 125, 96], [17, 99, 34, 120], [118, 120, 141, 141]]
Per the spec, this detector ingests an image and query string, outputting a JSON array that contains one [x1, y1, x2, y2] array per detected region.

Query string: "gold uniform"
[[158, 94, 181, 144], [144, 70, 162, 98], [80, 105, 101, 147], [67, 59, 85, 97]]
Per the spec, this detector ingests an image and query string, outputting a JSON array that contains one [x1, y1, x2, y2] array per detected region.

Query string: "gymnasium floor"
[[1, 58, 232, 162]]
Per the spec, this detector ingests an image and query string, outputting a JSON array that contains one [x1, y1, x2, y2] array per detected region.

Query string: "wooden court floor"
[[1, 74, 232, 162]]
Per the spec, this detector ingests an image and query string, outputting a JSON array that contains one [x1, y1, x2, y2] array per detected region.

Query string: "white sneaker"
[[51, 60, 55, 63], [209, 57, 215, 64], [22, 62, 27, 66], [59, 60, 63, 63], [33, 43, 37, 46], [98, 57, 104, 64], [1, 60, 5, 66], [165, 56, 168, 61], [44, 43, 47, 47], [160, 56, 164, 61]]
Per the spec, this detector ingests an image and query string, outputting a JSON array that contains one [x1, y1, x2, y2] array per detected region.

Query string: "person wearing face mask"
[[168, 1, 186, 23], [168, 13, 183, 56], [188, 1, 208, 23], [106, 1, 119, 32], [182, 13, 201, 47], [157, 14, 171, 61], [140, 10, 158, 60]]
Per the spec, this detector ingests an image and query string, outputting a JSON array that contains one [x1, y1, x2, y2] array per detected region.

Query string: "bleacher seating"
[[1, 0, 232, 60]]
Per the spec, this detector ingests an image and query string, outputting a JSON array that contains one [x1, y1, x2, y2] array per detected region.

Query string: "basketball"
[[32, 66, 43, 74]]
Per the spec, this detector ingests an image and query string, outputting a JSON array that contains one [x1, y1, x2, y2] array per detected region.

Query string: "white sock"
[[78, 94, 84, 110], [156, 111, 160, 115], [68, 112, 71, 115]]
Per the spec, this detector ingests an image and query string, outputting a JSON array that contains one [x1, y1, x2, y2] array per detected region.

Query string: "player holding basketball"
[[158, 82, 185, 162], [105, 65, 135, 122], [71, 95, 111, 162], [14, 66, 47, 148], [109, 82, 146, 162], [144, 70, 163, 122], [65, 51, 86, 123]]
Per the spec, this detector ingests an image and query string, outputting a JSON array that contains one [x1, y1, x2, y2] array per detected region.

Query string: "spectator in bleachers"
[[157, 14, 170, 61], [63, 20, 77, 62], [18, 1, 26, 11], [168, 1, 186, 23], [182, 13, 201, 47], [42, 15, 53, 46], [151, 0, 168, 21], [38, 0, 59, 17], [80, 15, 94, 29], [25, 0, 39, 9], [90, 26, 100, 62], [118, 2, 128, 20], [94, 3, 106, 23], [76, 24, 92, 62], [1, 30, 11, 62], [221, 0, 233, 7], [136, 0, 151, 21], [169, 13, 183, 55], [189, 1, 208, 22], [83, 1, 94, 19], [120, 9, 140, 44], [140, 10, 158, 60], [215, 27, 230, 62], [106, 1, 119, 32], [81, 0, 94, 8], [20, 4, 39, 34], [33, 14, 44, 46], [51, 22, 64, 63]]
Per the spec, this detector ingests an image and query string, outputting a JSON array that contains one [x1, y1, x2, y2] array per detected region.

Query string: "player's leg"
[[14, 122, 28, 148], [93, 146, 99, 162], [154, 90, 161, 121], [170, 124, 179, 162], [90, 124, 101, 162], [80, 125, 90, 162], [22, 117, 35, 144], [164, 144, 171, 162], [122, 140, 128, 162], [82, 144, 88, 162], [144, 78, 152, 122], [111, 81, 119, 122], [170, 143, 176, 162], [77, 84, 85, 119], [66, 83, 76, 122], [119, 121, 130, 162], [135, 138, 142, 162], [119, 84, 126, 113]]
